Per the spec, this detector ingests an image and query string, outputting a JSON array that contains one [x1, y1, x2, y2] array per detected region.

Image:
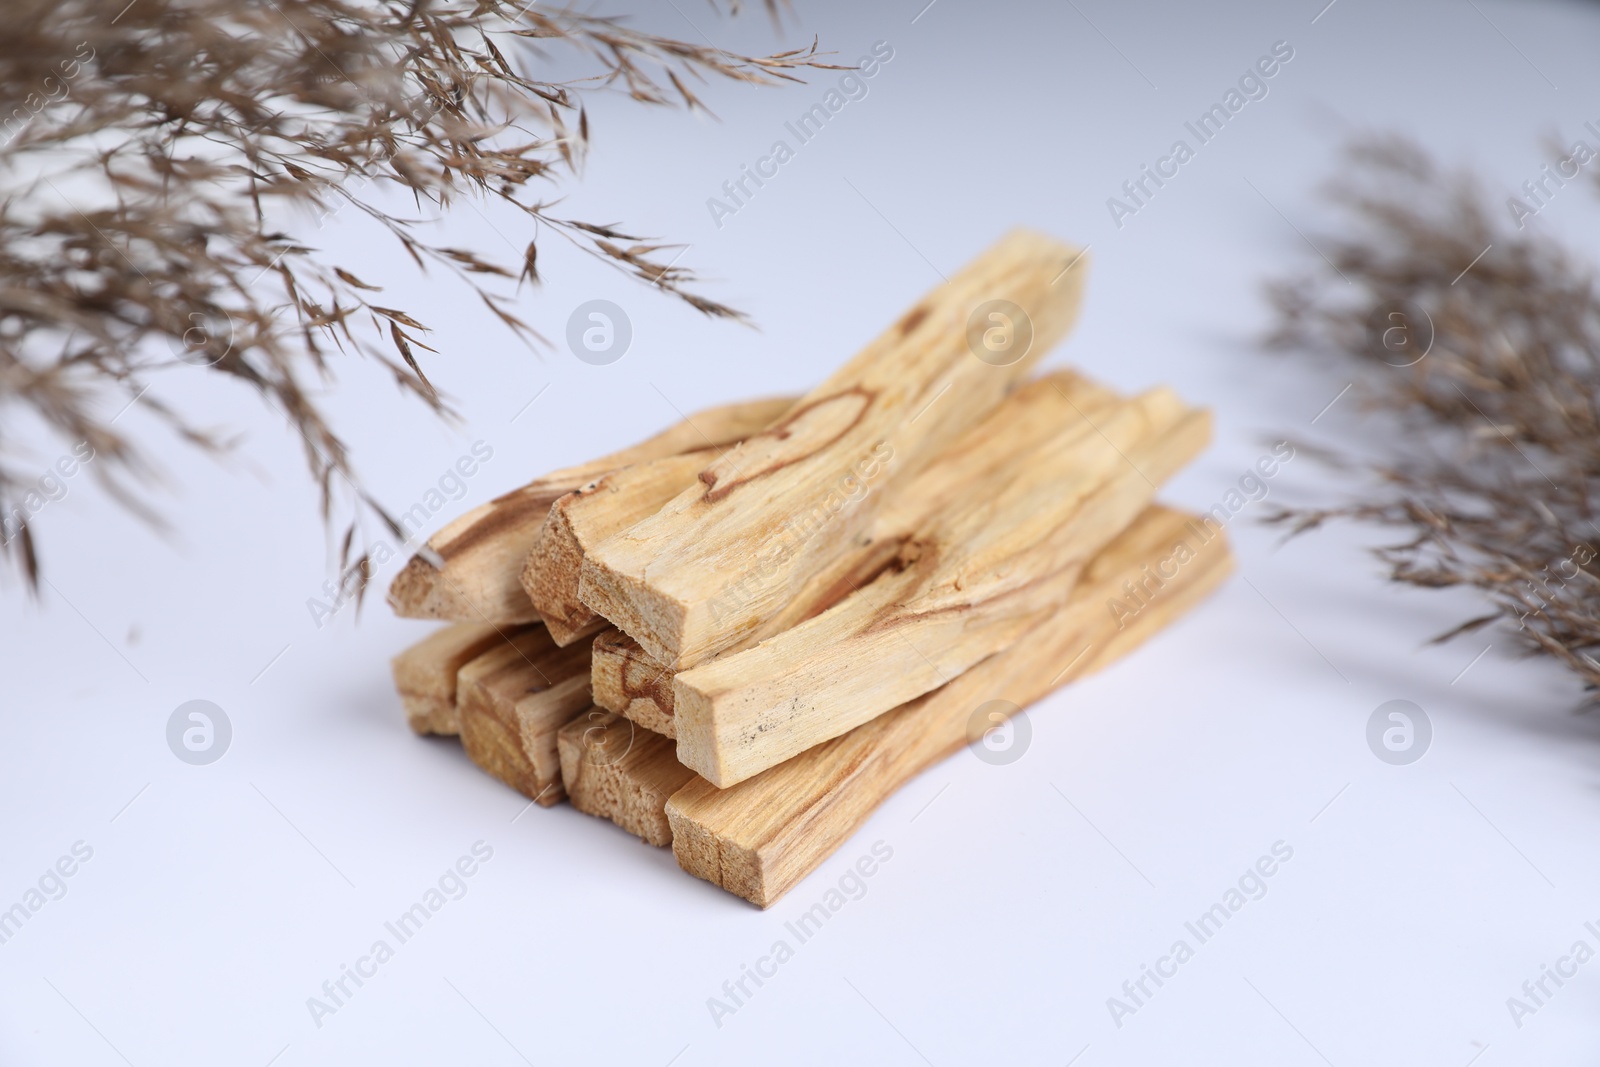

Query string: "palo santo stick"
[[387, 396, 794, 625], [589, 371, 1126, 740], [666, 505, 1234, 907], [557, 710, 696, 846], [390, 622, 539, 735], [591, 627, 679, 738], [674, 389, 1210, 786], [457, 628, 593, 806], [524, 446, 748, 647], [580, 229, 1091, 671]]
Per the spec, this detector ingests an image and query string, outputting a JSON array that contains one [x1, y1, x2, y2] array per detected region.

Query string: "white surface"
[[4, 1, 1600, 1064]]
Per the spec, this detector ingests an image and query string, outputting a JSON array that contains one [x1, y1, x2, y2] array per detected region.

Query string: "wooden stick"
[[457, 627, 594, 806], [590, 627, 679, 738], [390, 622, 539, 735], [522, 444, 766, 646], [557, 710, 697, 846], [674, 389, 1210, 786], [588, 371, 1124, 740], [386, 396, 794, 625], [666, 505, 1234, 906], [579, 230, 1091, 671]]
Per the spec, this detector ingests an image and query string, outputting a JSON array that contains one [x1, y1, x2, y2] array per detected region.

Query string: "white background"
[[4, 0, 1600, 1063]]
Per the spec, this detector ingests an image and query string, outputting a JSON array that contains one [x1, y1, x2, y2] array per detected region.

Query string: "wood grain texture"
[[665, 505, 1234, 907], [523, 409, 793, 646], [590, 627, 679, 738], [579, 230, 1091, 671], [390, 621, 538, 735], [558, 710, 696, 846], [588, 371, 1123, 743], [673, 388, 1211, 786], [386, 396, 794, 624], [457, 627, 594, 806]]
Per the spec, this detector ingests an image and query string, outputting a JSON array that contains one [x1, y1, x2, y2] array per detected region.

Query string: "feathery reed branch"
[[1266, 135, 1600, 695], [0, 0, 832, 593]]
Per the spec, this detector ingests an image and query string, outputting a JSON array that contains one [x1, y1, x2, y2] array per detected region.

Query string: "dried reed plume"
[[1267, 135, 1600, 696], [0, 0, 830, 594]]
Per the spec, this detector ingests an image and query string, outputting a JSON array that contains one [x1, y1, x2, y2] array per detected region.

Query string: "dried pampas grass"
[[1268, 135, 1600, 696], [0, 0, 831, 594]]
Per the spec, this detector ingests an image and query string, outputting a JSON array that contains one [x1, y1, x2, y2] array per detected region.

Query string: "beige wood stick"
[[522, 443, 768, 646], [580, 230, 1091, 671], [390, 621, 540, 735], [386, 396, 794, 625], [457, 627, 594, 806], [666, 504, 1234, 907], [590, 627, 679, 738], [674, 389, 1210, 787], [558, 710, 696, 846], [588, 371, 1125, 739]]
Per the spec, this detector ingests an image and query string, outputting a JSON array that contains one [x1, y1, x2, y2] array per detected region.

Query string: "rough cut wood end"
[[558, 710, 697, 846], [579, 561, 691, 669], [390, 621, 536, 735], [523, 494, 596, 639], [664, 803, 766, 903], [387, 553, 538, 625], [385, 490, 553, 624], [523, 405, 798, 646], [590, 628, 678, 739], [457, 628, 594, 806]]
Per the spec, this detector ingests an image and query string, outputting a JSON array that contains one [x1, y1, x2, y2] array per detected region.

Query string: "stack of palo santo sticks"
[[387, 230, 1234, 907]]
